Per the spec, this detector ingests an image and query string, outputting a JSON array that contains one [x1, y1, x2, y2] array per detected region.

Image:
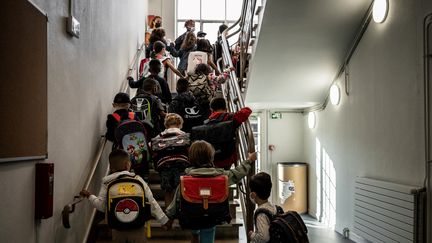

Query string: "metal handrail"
[[423, 12, 432, 243], [62, 43, 145, 233], [219, 0, 258, 240]]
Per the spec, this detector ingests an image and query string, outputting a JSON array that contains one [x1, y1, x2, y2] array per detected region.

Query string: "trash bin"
[[277, 162, 307, 214]]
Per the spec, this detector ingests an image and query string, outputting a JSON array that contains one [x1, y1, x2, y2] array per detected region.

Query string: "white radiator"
[[353, 177, 426, 243]]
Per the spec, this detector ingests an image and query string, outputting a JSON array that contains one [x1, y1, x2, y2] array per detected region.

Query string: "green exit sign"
[[271, 112, 282, 119]]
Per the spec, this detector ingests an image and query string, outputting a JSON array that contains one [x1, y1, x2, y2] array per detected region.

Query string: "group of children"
[[81, 145, 277, 243], [80, 85, 282, 243], [78, 17, 285, 243]]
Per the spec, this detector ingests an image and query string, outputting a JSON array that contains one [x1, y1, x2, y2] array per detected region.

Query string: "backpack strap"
[[112, 112, 134, 122], [253, 208, 275, 228], [253, 205, 284, 228], [128, 112, 135, 120], [112, 113, 121, 122], [275, 205, 284, 215]]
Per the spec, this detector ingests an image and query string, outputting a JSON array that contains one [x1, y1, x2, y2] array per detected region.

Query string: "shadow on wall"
[[316, 138, 337, 227]]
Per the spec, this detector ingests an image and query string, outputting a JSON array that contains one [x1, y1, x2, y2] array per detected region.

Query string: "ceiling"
[[245, 0, 372, 109]]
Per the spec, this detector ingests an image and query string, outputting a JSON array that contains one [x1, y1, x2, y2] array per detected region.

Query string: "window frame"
[[176, 0, 240, 38]]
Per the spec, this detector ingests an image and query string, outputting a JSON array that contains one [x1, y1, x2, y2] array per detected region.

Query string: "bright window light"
[[308, 112, 316, 129], [329, 84, 340, 105], [372, 0, 388, 23]]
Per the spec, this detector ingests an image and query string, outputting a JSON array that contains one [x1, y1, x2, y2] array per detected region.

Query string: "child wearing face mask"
[[248, 172, 284, 243], [145, 16, 162, 46]]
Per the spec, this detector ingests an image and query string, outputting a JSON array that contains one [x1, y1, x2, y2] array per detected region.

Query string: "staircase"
[[90, 169, 243, 242], [61, 0, 261, 241]]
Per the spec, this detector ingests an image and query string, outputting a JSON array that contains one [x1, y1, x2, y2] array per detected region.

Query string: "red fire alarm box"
[[35, 163, 54, 219]]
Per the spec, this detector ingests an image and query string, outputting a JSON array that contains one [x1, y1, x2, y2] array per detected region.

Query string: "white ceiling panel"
[[245, 0, 372, 109]]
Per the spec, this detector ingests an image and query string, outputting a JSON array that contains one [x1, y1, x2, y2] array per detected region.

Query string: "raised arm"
[[164, 59, 185, 79]]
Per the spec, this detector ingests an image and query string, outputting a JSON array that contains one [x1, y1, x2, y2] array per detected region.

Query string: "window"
[[250, 115, 261, 174], [177, 0, 243, 44]]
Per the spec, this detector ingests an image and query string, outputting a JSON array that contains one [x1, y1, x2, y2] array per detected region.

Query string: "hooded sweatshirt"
[[88, 170, 168, 225]]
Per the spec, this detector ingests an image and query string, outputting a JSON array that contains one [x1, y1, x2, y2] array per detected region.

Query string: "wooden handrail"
[[61, 136, 107, 229]]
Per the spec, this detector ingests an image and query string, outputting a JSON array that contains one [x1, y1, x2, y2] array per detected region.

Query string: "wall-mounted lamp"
[[330, 84, 340, 105], [308, 112, 316, 129], [372, 0, 389, 23]]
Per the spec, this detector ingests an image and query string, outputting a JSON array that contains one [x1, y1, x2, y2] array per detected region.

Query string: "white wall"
[[0, 0, 147, 242], [254, 110, 305, 204], [149, 0, 176, 40], [304, 0, 431, 239]]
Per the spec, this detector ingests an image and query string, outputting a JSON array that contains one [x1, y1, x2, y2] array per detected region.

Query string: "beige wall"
[[0, 0, 147, 242], [149, 0, 176, 40]]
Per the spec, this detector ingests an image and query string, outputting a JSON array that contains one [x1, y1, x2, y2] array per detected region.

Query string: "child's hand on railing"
[[79, 189, 91, 198], [247, 152, 257, 163]]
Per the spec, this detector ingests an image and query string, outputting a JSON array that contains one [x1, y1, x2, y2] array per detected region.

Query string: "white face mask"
[[188, 27, 195, 32], [249, 193, 256, 204]]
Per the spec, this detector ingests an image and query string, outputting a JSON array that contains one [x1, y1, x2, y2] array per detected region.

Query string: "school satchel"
[[106, 174, 151, 230], [150, 132, 190, 170], [178, 175, 231, 230], [255, 206, 309, 243], [190, 113, 236, 161]]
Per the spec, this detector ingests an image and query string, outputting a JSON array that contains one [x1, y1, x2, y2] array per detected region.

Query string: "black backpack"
[[130, 93, 160, 135], [113, 113, 151, 170], [190, 113, 236, 161], [254, 206, 309, 243], [171, 93, 204, 133], [150, 132, 190, 170]]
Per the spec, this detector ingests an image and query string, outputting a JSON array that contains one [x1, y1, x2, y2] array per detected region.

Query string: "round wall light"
[[372, 0, 389, 23], [308, 112, 316, 129], [330, 84, 340, 105]]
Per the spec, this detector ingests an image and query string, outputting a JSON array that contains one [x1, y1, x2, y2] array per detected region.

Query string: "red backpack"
[[178, 175, 231, 229]]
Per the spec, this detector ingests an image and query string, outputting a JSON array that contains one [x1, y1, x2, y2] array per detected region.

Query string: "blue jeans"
[[191, 226, 216, 243]]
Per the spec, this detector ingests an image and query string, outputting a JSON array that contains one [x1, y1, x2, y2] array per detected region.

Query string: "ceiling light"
[[330, 84, 340, 105], [308, 112, 316, 129], [372, 0, 389, 23]]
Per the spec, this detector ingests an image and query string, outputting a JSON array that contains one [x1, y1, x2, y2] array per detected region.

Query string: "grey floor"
[[302, 215, 353, 243]]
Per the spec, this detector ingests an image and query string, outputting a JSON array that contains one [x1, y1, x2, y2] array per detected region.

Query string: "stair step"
[[95, 218, 242, 241], [149, 218, 242, 240]]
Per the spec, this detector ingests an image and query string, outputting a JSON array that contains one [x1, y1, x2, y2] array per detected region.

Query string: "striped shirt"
[[250, 201, 278, 243]]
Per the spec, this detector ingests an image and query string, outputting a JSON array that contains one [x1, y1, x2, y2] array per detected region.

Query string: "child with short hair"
[[208, 97, 252, 169], [131, 78, 166, 135], [105, 92, 135, 147], [165, 140, 257, 243], [80, 149, 169, 243], [151, 113, 190, 208], [248, 172, 282, 243], [128, 59, 172, 105]]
